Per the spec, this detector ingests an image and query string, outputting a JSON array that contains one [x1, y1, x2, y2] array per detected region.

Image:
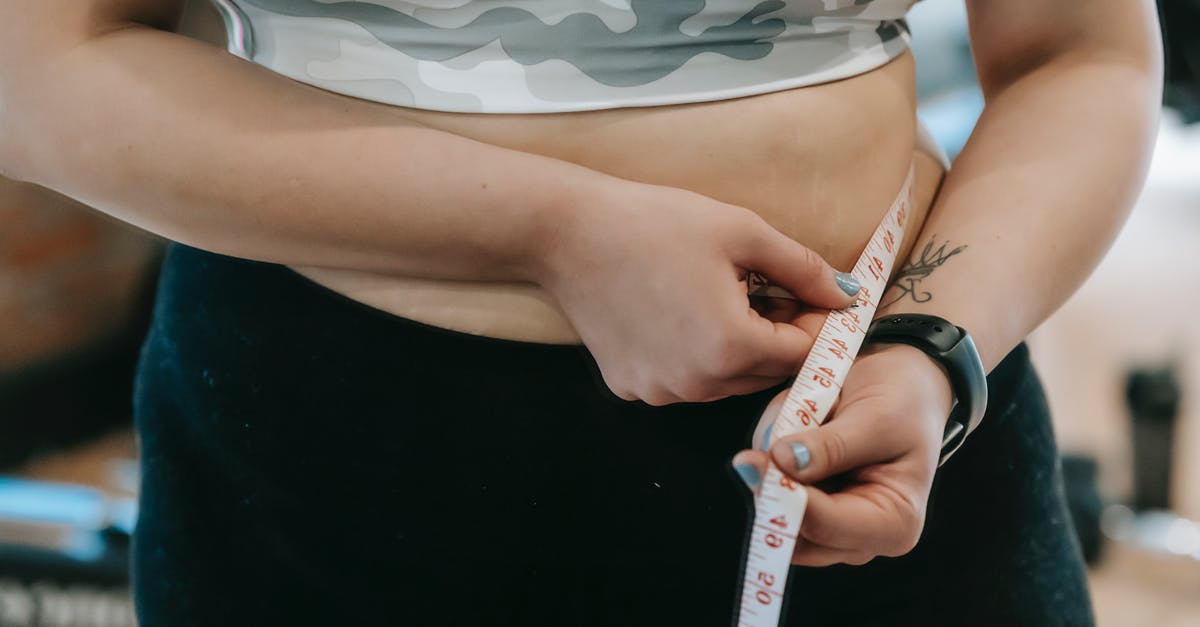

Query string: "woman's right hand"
[[535, 177, 861, 406]]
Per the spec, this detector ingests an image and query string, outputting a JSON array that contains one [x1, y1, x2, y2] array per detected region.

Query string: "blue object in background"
[[0, 477, 136, 562], [919, 88, 986, 160], [0, 478, 107, 529], [908, 1, 984, 159]]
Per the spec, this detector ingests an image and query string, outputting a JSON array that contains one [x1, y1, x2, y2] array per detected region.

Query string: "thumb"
[[732, 221, 860, 309], [767, 405, 903, 485]]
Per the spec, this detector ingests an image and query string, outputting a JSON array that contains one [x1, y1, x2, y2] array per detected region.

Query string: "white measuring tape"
[[735, 167, 914, 627]]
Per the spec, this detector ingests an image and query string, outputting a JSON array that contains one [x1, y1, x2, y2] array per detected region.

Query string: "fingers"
[[628, 375, 787, 406], [740, 316, 816, 377], [731, 450, 768, 494], [730, 452, 925, 558], [798, 484, 925, 557], [750, 390, 789, 451], [729, 218, 860, 310], [748, 295, 802, 323], [767, 401, 906, 485], [789, 541, 875, 567], [754, 397, 933, 557], [702, 375, 792, 402]]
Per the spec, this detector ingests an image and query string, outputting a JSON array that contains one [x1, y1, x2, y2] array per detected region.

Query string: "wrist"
[[516, 162, 617, 287], [525, 166, 638, 291], [863, 313, 989, 465], [875, 300, 1000, 372]]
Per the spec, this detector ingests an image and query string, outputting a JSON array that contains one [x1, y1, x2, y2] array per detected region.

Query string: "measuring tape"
[[735, 167, 913, 627]]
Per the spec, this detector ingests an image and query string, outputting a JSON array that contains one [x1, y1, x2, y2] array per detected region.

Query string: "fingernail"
[[791, 443, 811, 471], [759, 422, 774, 452], [734, 463, 761, 489], [835, 272, 861, 296]]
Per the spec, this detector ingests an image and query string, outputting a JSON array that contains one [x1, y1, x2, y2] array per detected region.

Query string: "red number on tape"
[[812, 373, 832, 388], [795, 408, 813, 425], [769, 515, 787, 529], [757, 572, 776, 587], [756, 590, 773, 605], [764, 533, 784, 549]]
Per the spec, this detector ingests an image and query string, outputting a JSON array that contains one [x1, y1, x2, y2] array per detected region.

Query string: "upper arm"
[[0, 0, 185, 63], [965, 0, 1162, 96], [0, 0, 185, 175]]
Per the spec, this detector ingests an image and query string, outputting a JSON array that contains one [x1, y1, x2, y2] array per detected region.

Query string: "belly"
[[291, 51, 944, 344]]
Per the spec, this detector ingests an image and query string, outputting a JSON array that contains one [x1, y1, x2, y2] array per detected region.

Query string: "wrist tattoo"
[[881, 237, 967, 308]]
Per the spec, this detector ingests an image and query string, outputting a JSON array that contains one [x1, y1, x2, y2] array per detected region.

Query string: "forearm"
[[877, 54, 1161, 371], [0, 23, 606, 282]]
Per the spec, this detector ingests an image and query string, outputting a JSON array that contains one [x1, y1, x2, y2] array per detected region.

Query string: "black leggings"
[[132, 245, 1094, 626]]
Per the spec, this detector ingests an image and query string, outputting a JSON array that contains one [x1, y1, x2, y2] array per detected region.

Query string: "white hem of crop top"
[[221, 3, 914, 114]]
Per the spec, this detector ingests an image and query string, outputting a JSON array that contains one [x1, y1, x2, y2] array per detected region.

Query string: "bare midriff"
[[291, 51, 945, 345]]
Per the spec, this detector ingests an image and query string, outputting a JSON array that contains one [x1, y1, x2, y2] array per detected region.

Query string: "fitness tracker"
[[863, 314, 987, 466]]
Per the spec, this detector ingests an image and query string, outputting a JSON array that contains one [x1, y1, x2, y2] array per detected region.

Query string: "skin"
[[0, 0, 883, 408], [0, 0, 1162, 566], [734, 0, 1162, 566], [287, 50, 938, 345]]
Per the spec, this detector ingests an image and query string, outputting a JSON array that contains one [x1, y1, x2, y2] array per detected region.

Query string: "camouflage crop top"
[[212, 0, 918, 113]]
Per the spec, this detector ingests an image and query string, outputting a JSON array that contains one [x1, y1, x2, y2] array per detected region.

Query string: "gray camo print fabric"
[[215, 0, 917, 113]]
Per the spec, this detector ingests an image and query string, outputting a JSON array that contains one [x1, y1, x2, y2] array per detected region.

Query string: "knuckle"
[[643, 387, 676, 407], [817, 430, 849, 474], [674, 382, 706, 404], [673, 372, 723, 404], [900, 515, 926, 554], [797, 245, 826, 280], [883, 499, 926, 557], [606, 379, 637, 402], [886, 530, 922, 558], [846, 553, 875, 567], [719, 208, 764, 254], [801, 515, 839, 548], [603, 372, 637, 402], [729, 205, 766, 233]]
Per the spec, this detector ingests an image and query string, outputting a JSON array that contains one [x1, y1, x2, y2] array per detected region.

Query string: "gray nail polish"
[[760, 422, 774, 452], [835, 272, 861, 296], [791, 443, 811, 471], [734, 464, 761, 489]]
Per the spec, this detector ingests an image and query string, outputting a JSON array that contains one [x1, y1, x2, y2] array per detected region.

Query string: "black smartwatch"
[[863, 314, 987, 466]]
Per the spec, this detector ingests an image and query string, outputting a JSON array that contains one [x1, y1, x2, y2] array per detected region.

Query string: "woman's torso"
[[211, 0, 944, 344]]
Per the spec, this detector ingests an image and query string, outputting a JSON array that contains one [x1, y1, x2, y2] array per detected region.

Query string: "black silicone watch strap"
[[863, 314, 988, 466]]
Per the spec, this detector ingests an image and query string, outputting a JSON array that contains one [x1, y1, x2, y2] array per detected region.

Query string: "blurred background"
[[0, 1, 1197, 625]]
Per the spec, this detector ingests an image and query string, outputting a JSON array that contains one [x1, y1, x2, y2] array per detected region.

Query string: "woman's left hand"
[[732, 342, 955, 566]]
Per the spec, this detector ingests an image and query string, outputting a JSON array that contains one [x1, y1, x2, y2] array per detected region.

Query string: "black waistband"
[[155, 244, 1032, 408]]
